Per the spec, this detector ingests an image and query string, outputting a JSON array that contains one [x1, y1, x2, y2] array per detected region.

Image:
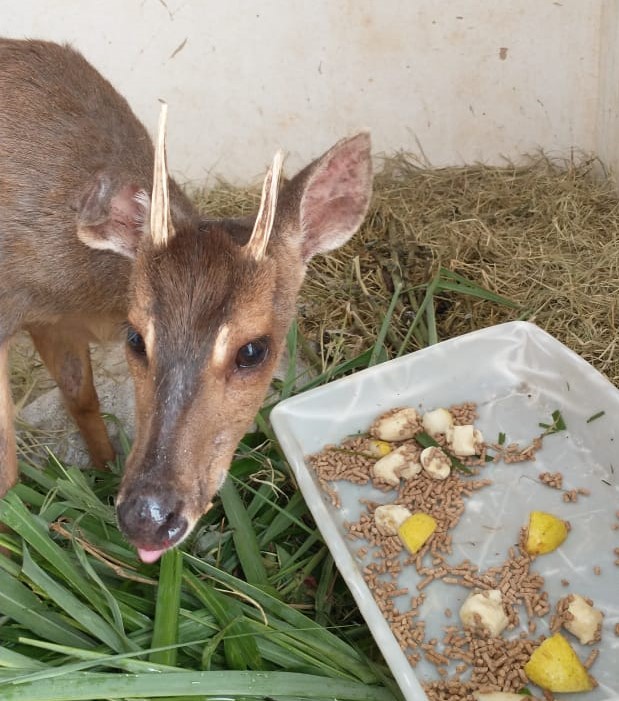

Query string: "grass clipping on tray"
[[196, 151, 619, 382]]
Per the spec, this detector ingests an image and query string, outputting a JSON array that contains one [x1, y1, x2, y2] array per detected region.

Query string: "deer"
[[0, 39, 372, 562]]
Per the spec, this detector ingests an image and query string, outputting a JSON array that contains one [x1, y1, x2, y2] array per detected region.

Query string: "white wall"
[[1, 1, 610, 185]]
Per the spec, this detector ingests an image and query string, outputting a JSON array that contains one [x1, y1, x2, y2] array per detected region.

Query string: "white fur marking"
[[144, 320, 155, 359], [211, 324, 230, 367]]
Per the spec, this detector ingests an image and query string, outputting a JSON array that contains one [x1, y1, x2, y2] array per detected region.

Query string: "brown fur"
[[0, 39, 372, 556]]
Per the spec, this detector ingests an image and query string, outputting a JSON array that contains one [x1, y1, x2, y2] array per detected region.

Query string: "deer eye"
[[235, 337, 269, 369], [126, 325, 146, 357]]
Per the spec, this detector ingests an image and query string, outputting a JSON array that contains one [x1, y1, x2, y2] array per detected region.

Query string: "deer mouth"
[[116, 491, 190, 562], [137, 546, 171, 564]]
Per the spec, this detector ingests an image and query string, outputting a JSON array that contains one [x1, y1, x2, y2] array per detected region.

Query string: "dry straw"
[[12, 152, 619, 408], [197, 150, 619, 384]]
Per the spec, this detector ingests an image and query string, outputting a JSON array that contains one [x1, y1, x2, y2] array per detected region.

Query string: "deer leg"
[[28, 325, 115, 469], [0, 338, 18, 496]]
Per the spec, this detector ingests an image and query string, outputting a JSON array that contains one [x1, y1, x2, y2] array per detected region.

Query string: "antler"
[[150, 101, 175, 247], [246, 150, 284, 261]]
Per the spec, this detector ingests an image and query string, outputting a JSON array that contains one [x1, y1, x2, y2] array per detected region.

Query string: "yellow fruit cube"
[[368, 440, 392, 457], [397, 512, 437, 554], [525, 511, 568, 555], [524, 633, 593, 693]]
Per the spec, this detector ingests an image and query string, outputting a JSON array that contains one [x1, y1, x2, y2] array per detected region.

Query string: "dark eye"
[[235, 337, 269, 369], [126, 325, 146, 357]]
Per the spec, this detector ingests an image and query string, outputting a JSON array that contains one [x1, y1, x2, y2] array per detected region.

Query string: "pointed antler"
[[150, 101, 175, 247], [246, 150, 284, 261]]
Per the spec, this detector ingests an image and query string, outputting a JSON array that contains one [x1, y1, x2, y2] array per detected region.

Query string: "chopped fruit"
[[374, 504, 412, 536], [524, 511, 568, 555], [562, 594, 603, 645], [422, 408, 454, 437], [397, 512, 437, 554], [524, 633, 593, 693], [448, 423, 483, 456], [420, 446, 451, 480], [459, 590, 509, 637], [370, 407, 420, 441], [368, 439, 392, 457], [372, 444, 421, 486]]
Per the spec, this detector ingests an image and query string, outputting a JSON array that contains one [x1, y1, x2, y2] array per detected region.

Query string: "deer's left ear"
[[295, 131, 373, 262]]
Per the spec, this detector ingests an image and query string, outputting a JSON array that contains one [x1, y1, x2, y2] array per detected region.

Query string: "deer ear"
[[298, 131, 372, 262], [76, 174, 149, 260], [77, 173, 150, 258]]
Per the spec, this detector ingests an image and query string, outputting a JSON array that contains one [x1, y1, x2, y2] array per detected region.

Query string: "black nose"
[[116, 492, 188, 550]]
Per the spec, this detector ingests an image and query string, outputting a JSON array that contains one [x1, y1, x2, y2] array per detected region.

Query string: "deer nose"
[[116, 492, 188, 553]]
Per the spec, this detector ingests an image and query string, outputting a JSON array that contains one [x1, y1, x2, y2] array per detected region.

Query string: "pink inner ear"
[[300, 132, 372, 262], [78, 180, 149, 259]]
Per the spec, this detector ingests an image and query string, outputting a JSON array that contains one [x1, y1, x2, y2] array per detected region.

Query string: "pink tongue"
[[138, 548, 166, 564]]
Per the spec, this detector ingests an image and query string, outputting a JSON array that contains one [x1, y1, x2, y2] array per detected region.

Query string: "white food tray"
[[271, 321, 619, 701]]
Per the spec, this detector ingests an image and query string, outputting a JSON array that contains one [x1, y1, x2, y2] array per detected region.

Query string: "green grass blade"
[[183, 570, 263, 671], [437, 268, 519, 307], [280, 320, 299, 399], [218, 478, 272, 592], [283, 348, 375, 397], [70, 538, 135, 642], [0, 670, 397, 700], [369, 281, 402, 366], [315, 553, 335, 627], [150, 549, 183, 666], [250, 624, 365, 680], [11, 483, 46, 509], [398, 270, 441, 354], [0, 548, 22, 576], [0, 568, 94, 649], [254, 489, 315, 547], [186, 557, 377, 684], [0, 646, 48, 670], [0, 492, 118, 625], [53, 467, 116, 523], [21, 545, 129, 653], [0, 671, 394, 701], [17, 462, 58, 493], [13, 638, 189, 679], [425, 292, 438, 345]]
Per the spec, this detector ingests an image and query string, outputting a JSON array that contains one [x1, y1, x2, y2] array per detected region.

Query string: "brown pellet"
[[583, 648, 600, 670]]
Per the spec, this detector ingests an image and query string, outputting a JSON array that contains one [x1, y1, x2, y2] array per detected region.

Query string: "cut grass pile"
[[5, 152, 619, 699], [0, 440, 401, 700]]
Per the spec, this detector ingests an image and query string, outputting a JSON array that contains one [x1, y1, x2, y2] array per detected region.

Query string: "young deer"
[[0, 39, 372, 561]]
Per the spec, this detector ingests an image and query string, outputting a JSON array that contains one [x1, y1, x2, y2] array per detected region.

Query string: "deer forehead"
[[130, 273, 279, 366]]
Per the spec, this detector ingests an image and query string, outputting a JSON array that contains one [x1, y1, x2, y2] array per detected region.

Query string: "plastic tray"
[[271, 321, 619, 701]]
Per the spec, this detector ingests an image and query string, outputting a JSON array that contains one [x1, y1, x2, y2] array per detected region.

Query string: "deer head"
[[79, 105, 372, 561]]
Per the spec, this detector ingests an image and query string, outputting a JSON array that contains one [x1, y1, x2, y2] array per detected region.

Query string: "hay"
[[12, 153, 619, 407], [200, 151, 619, 384]]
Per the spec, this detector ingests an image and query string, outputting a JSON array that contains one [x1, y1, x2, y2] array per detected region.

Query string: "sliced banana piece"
[[370, 407, 421, 442], [420, 446, 451, 480], [374, 504, 412, 536], [459, 590, 509, 637]]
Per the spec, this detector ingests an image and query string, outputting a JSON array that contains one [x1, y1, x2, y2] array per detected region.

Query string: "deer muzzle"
[[116, 487, 190, 563]]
